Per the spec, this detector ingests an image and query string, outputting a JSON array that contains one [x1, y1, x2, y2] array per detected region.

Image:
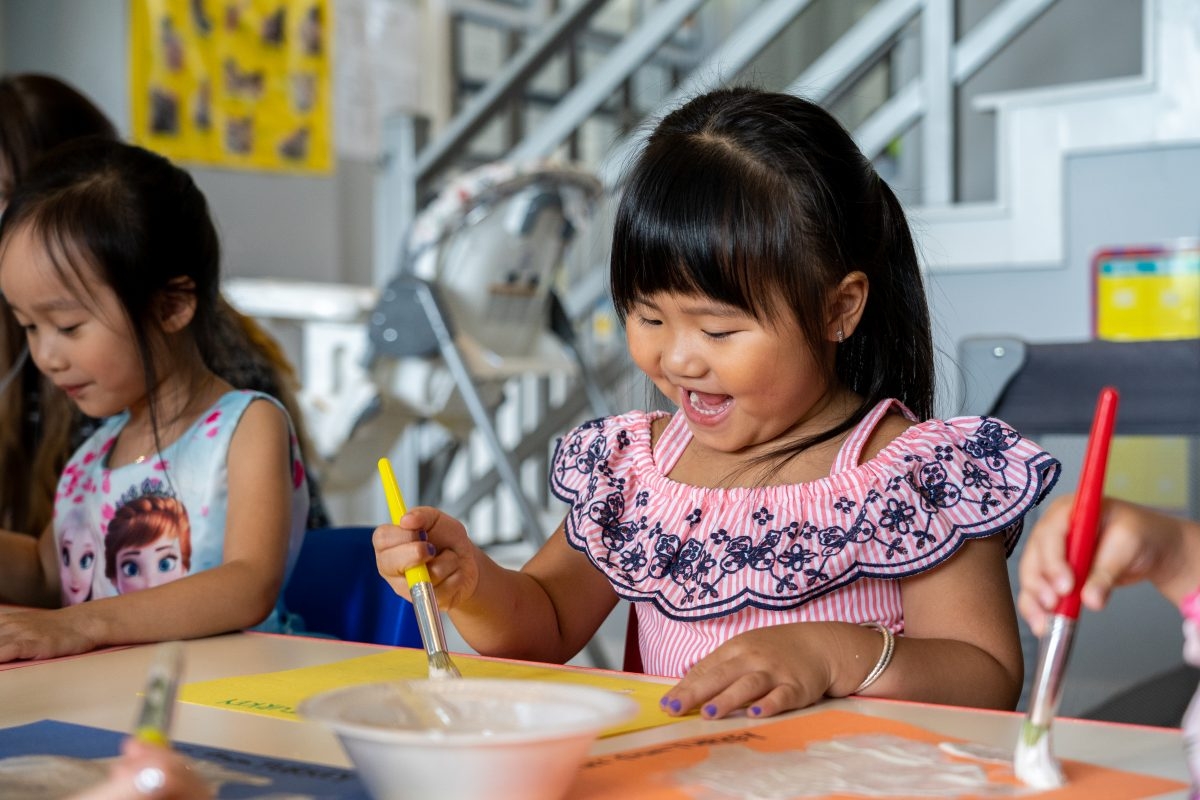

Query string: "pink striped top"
[[550, 399, 1060, 678]]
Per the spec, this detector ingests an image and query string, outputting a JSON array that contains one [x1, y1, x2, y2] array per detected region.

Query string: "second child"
[[0, 139, 308, 662]]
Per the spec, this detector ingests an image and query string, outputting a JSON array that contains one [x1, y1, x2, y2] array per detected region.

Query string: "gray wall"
[[956, 0, 1144, 204], [1, 0, 128, 128]]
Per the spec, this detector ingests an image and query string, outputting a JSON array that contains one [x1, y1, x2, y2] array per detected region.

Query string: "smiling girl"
[[373, 87, 1061, 718]]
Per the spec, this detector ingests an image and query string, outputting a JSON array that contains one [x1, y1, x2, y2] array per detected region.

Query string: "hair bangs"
[[611, 136, 797, 322], [19, 174, 141, 322]]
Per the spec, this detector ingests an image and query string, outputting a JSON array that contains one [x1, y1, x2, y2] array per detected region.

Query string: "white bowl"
[[299, 678, 639, 800]]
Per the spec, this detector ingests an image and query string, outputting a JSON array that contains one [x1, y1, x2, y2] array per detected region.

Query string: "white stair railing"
[[912, 0, 1200, 272]]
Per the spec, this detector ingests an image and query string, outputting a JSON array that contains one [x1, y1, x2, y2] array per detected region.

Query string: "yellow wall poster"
[[130, 0, 332, 173]]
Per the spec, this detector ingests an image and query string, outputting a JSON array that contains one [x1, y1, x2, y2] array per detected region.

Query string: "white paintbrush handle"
[[410, 581, 452, 657], [1026, 615, 1076, 729]]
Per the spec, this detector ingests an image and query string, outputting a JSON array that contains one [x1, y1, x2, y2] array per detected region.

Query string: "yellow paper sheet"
[[179, 648, 689, 737]]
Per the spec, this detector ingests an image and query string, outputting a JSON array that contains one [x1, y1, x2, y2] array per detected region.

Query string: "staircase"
[[230, 0, 1200, 530], [913, 0, 1200, 272], [402, 0, 1200, 274]]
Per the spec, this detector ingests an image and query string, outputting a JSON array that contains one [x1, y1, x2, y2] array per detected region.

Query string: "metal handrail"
[[421, 0, 1062, 202], [598, 0, 911, 185], [413, 0, 608, 190], [508, 0, 709, 163]]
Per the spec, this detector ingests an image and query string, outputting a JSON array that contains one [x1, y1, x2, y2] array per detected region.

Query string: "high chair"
[[228, 161, 611, 505], [230, 161, 619, 667]]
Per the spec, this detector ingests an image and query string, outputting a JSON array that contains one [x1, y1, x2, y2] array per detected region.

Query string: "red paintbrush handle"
[[1055, 386, 1120, 619]]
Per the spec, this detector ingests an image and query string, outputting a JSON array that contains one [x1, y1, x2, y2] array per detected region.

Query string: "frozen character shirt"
[[51, 390, 309, 632], [551, 399, 1061, 678]]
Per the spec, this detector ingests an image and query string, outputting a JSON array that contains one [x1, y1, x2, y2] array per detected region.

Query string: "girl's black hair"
[[611, 86, 934, 459], [0, 137, 221, 456], [0, 73, 118, 534], [0, 73, 117, 201]]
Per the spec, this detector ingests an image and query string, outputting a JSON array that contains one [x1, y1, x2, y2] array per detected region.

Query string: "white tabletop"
[[0, 632, 1190, 798]]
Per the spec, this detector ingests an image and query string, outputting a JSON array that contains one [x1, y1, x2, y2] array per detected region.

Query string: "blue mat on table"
[[0, 720, 368, 798]]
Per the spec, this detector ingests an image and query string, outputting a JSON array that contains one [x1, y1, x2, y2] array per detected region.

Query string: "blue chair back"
[[284, 526, 423, 648]]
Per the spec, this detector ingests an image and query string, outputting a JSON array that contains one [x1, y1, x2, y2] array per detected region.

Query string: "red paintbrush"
[[1015, 386, 1119, 788]]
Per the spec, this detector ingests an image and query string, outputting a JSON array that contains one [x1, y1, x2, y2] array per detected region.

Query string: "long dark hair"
[[0, 75, 117, 533], [0, 73, 117, 202], [610, 86, 934, 461], [0, 138, 222, 460]]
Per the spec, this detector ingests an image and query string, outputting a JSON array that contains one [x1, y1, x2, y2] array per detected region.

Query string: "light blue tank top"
[[52, 390, 309, 632]]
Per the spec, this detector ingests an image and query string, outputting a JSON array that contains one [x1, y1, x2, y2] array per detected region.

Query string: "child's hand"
[[658, 622, 839, 719], [72, 738, 211, 800], [1016, 495, 1081, 636], [372, 506, 480, 609], [1017, 494, 1193, 635], [0, 606, 96, 663]]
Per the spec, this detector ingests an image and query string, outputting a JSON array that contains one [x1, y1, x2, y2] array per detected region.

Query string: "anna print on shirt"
[[102, 479, 192, 596]]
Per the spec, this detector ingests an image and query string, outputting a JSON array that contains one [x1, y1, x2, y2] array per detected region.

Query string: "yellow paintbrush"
[[133, 640, 184, 746], [378, 457, 462, 680]]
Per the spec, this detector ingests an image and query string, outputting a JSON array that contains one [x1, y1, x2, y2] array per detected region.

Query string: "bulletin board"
[[1093, 242, 1200, 341], [129, 0, 333, 173]]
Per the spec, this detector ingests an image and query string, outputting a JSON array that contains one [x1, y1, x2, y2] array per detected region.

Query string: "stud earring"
[[836, 329, 845, 343]]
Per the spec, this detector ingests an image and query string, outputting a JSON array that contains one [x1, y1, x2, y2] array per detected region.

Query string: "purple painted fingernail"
[[669, 698, 682, 713], [703, 704, 717, 718], [749, 706, 763, 716], [418, 530, 428, 541], [659, 696, 670, 707], [426, 543, 436, 556]]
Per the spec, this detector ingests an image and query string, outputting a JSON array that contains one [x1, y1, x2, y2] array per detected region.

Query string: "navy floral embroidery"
[[962, 419, 1021, 471], [552, 414, 1057, 618]]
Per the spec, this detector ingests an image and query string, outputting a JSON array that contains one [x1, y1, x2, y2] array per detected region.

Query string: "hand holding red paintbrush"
[[1014, 386, 1119, 789]]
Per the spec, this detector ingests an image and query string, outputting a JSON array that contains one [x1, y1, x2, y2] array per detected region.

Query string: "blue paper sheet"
[[0, 719, 368, 799]]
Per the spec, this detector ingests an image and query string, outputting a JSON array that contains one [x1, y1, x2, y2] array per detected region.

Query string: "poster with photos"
[[130, 0, 332, 173]]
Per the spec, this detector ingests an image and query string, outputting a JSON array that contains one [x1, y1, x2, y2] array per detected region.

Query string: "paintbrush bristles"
[[1014, 724, 1065, 789], [1019, 720, 1047, 747], [427, 650, 463, 680], [409, 582, 462, 680]]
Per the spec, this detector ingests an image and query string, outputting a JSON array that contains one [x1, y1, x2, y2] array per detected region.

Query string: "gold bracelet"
[[853, 622, 895, 694]]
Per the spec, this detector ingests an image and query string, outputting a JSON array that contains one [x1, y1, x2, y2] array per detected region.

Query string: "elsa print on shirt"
[[58, 506, 100, 605], [104, 480, 192, 594]]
